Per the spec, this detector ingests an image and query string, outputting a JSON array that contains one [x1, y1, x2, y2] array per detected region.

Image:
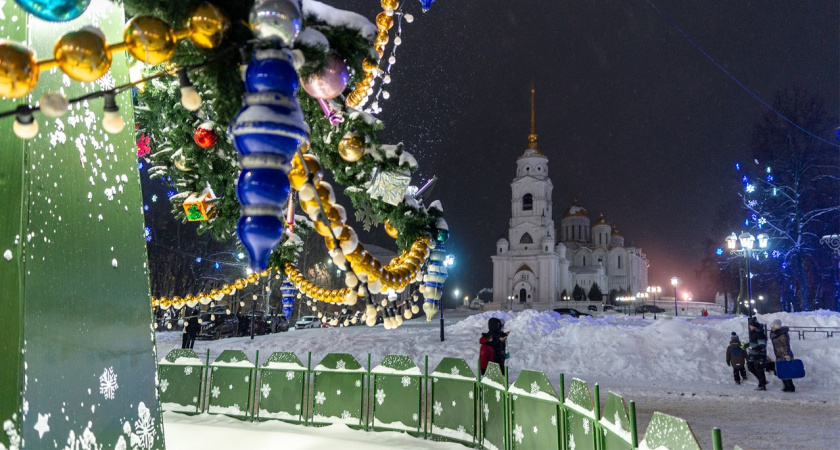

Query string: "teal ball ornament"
[[15, 0, 91, 22], [435, 228, 449, 244]]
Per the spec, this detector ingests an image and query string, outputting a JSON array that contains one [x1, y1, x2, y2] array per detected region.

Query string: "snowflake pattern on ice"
[[433, 401, 443, 416], [286, 371, 295, 381], [533, 426, 539, 434], [583, 419, 590, 435], [551, 415, 557, 426], [483, 403, 490, 421], [211, 386, 220, 398], [184, 366, 193, 376], [513, 424, 524, 444], [530, 382, 540, 395], [375, 389, 386, 405], [99, 367, 118, 400], [569, 435, 576, 450], [159, 379, 169, 393], [495, 391, 501, 402], [412, 413, 419, 422], [450, 367, 460, 376], [336, 360, 346, 370], [261, 383, 271, 399], [401, 376, 411, 387], [341, 410, 351, 420], [130, 402, 156, 449], [468, 391, 474, 399], [315, 391, 326, 405]]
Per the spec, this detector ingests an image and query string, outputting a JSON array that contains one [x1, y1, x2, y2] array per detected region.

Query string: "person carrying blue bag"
[[770, 319, 796, 392]]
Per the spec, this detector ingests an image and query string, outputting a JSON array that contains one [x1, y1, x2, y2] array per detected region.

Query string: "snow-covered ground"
[[156, 310, 840, 449]]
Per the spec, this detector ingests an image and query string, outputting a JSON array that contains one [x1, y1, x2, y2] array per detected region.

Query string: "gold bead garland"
[[151, 265, 274, 309]]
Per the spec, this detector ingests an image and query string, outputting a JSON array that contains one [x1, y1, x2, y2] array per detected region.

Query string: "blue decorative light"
[[166, 190, 176, 198], [735, 163, 741, 171], [746, 184, 755, 193], [766, 175, 773, 182], [151, 195, 158, 202], [715, 248, 724, 256], [419, 0, 435, 12], [741, 175, 748, 183], [772, 250, 781, 258], [144, 205, 149, 211], [195, 257, 202, 263], [772, 187, 777, 196], [744, 219, 749, 226], [766, 167, 772, 173], [138, 161, 144, 170], [214, 262, 221, 269], [281, 279, 296, 319], [144, 227, 152, 242], [237, 252, 245, 260], [750, 214, 757, 221]]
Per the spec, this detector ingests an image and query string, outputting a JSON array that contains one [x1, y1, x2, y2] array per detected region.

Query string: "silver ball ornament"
[[249, 0, 302, 46], [39, 92, 69, 118]]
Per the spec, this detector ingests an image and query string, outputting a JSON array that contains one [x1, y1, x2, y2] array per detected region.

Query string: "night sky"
[[334, 0, 839, 303]]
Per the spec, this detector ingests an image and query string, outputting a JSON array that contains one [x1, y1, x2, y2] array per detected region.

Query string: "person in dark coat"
[[479, 317, 508, 375], [770, 319, 795, 392], [746, 317, 768, 390], [725, 332, 748, 384], [184, 316, 200, 349]]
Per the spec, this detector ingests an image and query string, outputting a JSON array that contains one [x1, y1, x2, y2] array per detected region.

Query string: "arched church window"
[[522, 194, 533, 211], [618, 255, 622, 269], [520, 233, 533, 244]]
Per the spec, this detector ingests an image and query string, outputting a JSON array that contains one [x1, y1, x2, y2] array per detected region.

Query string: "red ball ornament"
[[193, 124, 218, 148]]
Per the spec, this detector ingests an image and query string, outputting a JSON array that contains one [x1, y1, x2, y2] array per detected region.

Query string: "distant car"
[[603, 305, 614, 311], [553, 308, 591, 318], [244, 310, 271, 336], [637, 305, 666, 313], [197, 312, 238, 340], [294, 316, 321, 329], [587, 305, 598, 312]]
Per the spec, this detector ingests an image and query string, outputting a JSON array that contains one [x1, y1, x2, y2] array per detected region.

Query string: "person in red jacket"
[[479, 317, 508, 375]]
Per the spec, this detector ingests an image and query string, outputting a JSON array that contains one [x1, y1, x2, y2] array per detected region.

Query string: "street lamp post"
[[726, 232, 769, 318], [637, 292, 647, 319], [671, 277, 679, 317], [647, 286, 661, 319]]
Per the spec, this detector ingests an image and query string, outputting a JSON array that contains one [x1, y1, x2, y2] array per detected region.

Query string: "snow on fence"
[[157, 350, 722, 450]]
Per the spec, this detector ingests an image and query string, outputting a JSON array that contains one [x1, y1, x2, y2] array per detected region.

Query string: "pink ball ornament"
[[302, 55, 349, 99]]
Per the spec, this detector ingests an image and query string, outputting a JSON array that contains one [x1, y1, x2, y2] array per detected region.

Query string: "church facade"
[[491, 88, 648, 309]]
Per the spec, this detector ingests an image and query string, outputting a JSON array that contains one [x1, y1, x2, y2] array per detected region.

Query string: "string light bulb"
[[382, 91, 390, 99], [388, 55, 396, 64], [12, 105, 38, 139], [405, 13, 414, 23], [394, 36, 402, 46], [101, 92, 125, 134], [383, 75, 391, 84], [178, 69, 202, 111]]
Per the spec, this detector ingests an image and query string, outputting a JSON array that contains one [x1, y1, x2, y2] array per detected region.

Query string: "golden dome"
[[593, 213, 609, 226], [611, 226, 622, 237], [562, 199, 589, 219]]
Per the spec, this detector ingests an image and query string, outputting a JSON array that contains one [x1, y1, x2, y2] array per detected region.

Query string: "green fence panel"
[[207, 350, 254, 419], [600, 392, 633, 449], [641, 412, 701, 450], [256, 352, 307, 423], [371, 354, 423, 433], [430, 357, 477, 445], [564, 378, 598, 450], [311, 353, 366, 427], [508, 369, 561, 450], [480, 363, 508, 450], [158, 349, 205, 414]]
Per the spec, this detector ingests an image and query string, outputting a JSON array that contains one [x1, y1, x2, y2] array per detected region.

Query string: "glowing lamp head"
[[756, 233, 769, 249], [671, 277, 678, 287], [739, 232, 755, 250], [726, 233, 738, 250]]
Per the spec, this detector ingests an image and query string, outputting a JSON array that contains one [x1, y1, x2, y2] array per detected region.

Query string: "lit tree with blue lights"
[[734, 87, 840, 312]]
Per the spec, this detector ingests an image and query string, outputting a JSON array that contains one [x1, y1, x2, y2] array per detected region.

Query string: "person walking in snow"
[[479, 317, 508, 375], [726, 332, 748, 384], [746, 317, 768, 390], [769, 319, 796, 392]]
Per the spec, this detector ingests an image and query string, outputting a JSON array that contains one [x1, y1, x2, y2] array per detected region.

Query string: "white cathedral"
[[491, 88, 649, 309]]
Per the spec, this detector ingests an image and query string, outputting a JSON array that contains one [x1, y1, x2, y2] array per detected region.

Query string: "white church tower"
[[492, 86, 560, 308]]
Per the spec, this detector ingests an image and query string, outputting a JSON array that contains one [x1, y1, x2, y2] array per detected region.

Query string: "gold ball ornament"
[[247, 273, 259, 284], [381, 0, 399, 10], [362, 58, 379, 73], [375, 12, 394, 30], [54, 27, 112, 82], [0, 42, 38, 99], [374, 30, 389, 46], [234, 279, 246, 290], [221, 285, 232, 295], [188, 2, 230, 49], [384, 219, 399, 239], [124, 16, 178, 64], [338, 133, 365, 162]]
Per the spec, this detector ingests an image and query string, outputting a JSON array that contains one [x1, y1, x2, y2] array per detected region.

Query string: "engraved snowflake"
[[401, 376, 411, 387], [450, 367, 460, 376], [286, 371, 295, 381], [355, 380, 362, 387], [495, 391, 501, 402], [551, 415, 557, 426], [457, 425, 466, 433], [184, 366, 193, 376], [261, 383, 271, 399], [583, 419, 590, 435], [533, 425, 539, 434], [483, 403, 490, 421], [229, 357, 239, 363], [530, 381, 540, 395], [433, 401, 443, 416], [99, 367, 119, 399], [412, 413, 419, 422], [341, 410, 351, 420], [192, 397, 198, 403], [513, 424, 524, 444], [451, 400, 457, 407], [159, 379, 169, 393], [96, 73, 116, 91], [336, 360, 346, 370], [375, 389, 386, 405], [315, 391, 326, 405], [468, 391, 474, 399], [513, 395, 518, 401], [211, 386, 220, 398], [244, 375, 249, 383], [336, 389, 342, 396], [569, 435, 576, 450], [228, 385, 233, 390], [295, 403, 301, 411], [130, 402, 156, 449]]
